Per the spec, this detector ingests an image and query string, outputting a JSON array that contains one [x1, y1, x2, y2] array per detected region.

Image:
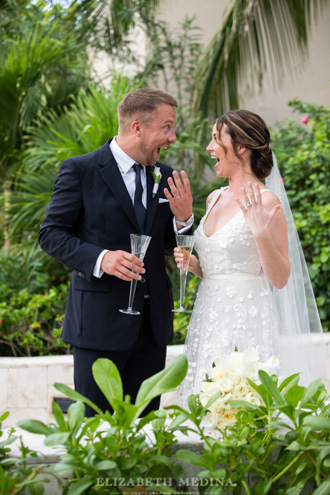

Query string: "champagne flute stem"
[[179, 268, 188, 309], [127, 279, 138, 310]]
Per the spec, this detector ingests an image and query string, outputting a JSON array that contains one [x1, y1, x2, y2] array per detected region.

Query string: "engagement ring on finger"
[[174, 195, 181, 199], [245, 203, 252, 208]]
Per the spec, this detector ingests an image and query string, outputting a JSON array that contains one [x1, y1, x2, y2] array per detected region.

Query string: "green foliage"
[[170, 372, 330, 493], [18, 355, 188, 494], [0, 411, 50, 495], [14, 358, 330, 494], [141, 16, 203, 108], [0, 245, 70, 356], [272, 99, 330, 331], [0, 243, 69, 294], [87, 0, 161, 64], [0, 0, 91, 185], [0, 283, 69, 357]]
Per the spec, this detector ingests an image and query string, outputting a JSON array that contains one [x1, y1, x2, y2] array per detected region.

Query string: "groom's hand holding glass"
[[100, 250, 145, 281]]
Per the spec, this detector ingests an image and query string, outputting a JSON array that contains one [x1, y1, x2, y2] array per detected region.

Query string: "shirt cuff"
[[93, 249, 109, 278], [173, 217, 191, 234]]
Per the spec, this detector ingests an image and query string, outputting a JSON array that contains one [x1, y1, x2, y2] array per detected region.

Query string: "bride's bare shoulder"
[[260, 188, 282, 209]]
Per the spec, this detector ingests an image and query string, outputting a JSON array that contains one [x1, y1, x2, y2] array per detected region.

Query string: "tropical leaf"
[[0, 4, 91, 185], [135, 354, 188, 416], [92, 358, 123, 408], [91, 0, 161, 52], [193, 0, 327, 121]]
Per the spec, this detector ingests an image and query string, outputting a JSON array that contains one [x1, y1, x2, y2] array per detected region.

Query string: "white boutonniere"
[[151, 166, 162, 198]]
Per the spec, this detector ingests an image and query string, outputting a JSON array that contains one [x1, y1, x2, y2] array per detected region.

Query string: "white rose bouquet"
[[200, 347, 279, 429]]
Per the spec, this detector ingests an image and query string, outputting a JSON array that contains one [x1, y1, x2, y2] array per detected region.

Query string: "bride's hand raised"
[[174, 247, 198, 273], [236, 182, 283, 237]]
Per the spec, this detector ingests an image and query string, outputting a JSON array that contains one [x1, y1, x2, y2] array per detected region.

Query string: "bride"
[[175, 110, 328, 403]]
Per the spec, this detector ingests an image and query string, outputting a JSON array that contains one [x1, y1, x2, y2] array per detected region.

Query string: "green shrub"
[[0, 284, 69, 357], [272, 99, 330, 332], [18, 356, 188, 494], [0, 245, 69, 296], [0, 247, 70, 356], [16, 357, 330, 494], [0, 411, 50, 494], [174, 372, 330, 493]]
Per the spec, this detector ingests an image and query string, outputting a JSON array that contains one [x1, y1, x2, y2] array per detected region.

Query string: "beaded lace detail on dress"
[[178, 187, 279, 405]]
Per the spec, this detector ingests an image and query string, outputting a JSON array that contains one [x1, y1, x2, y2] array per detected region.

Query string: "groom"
[[38, 88, 193, 416]]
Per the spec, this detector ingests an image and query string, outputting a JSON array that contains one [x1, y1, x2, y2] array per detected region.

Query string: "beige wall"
[[156, 0, 330, 125]]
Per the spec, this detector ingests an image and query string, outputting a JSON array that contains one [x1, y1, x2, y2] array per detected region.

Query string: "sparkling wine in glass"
[[119, 234, 151, 315], [172, 234, 195, 313]]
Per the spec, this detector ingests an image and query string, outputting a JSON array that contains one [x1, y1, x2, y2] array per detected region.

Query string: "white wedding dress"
[[178, 187, 280, 403]]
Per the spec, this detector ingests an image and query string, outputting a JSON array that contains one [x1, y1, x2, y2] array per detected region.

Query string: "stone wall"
[[0, 345, 184, 427], [1, 338, 329, 428]]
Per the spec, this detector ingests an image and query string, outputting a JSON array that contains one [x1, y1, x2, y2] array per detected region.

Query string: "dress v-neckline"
[[202, 188, 242, 239], [202, 186, 270, 239]]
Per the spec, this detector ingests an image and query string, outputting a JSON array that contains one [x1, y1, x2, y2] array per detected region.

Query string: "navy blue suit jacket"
[[38, 139, 176, 351]]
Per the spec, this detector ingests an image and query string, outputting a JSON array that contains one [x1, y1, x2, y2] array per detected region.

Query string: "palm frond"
[[7, 169, 56, 237], [0, 15, 89, 178], [193, 0, 326, 121], [21, 77, 139, 174], [86, 0, 161, 52]]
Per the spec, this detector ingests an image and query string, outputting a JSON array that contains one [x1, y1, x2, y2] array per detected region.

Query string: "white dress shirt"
[[110, 138, 147, 207]]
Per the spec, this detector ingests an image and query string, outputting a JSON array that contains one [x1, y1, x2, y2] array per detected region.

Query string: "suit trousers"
[[72, 299, 167, 417]]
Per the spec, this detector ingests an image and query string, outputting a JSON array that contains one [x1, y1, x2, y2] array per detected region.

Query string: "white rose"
[[212, 377, 234, 393], [231, 383, 252, 399], [200, 381, 220, 396], [213, 410, 238, 428], [241, 391, 263, 406], [222, 410, 239, 426], [203, 411, 219, 429], [209, 392, 232, 414], [222, 366, 242, 384], [210, 367, 224, 381]]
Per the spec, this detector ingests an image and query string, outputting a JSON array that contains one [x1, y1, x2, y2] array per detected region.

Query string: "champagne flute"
[[172, 234, 195, 313], [119, 234, 151, 315]]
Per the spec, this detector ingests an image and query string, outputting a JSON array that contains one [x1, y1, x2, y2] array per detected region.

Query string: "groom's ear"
[[131, 120, 142, 136]]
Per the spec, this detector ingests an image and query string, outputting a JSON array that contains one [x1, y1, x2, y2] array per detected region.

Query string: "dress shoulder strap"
[[207, 188, 224, 211]]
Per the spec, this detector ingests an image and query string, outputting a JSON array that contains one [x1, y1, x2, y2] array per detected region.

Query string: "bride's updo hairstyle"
[[216, 110, 273, 179]]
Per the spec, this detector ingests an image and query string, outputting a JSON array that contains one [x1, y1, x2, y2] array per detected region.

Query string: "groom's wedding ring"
[[174, 195, 181, 199], [245, 203, 252, 208]]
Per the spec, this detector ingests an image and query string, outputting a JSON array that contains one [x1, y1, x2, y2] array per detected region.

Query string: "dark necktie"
[[133, 163, 146, 233]]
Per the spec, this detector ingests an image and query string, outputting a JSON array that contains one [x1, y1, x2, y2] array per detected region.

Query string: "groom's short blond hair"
[[118, 88, 178, 133]]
